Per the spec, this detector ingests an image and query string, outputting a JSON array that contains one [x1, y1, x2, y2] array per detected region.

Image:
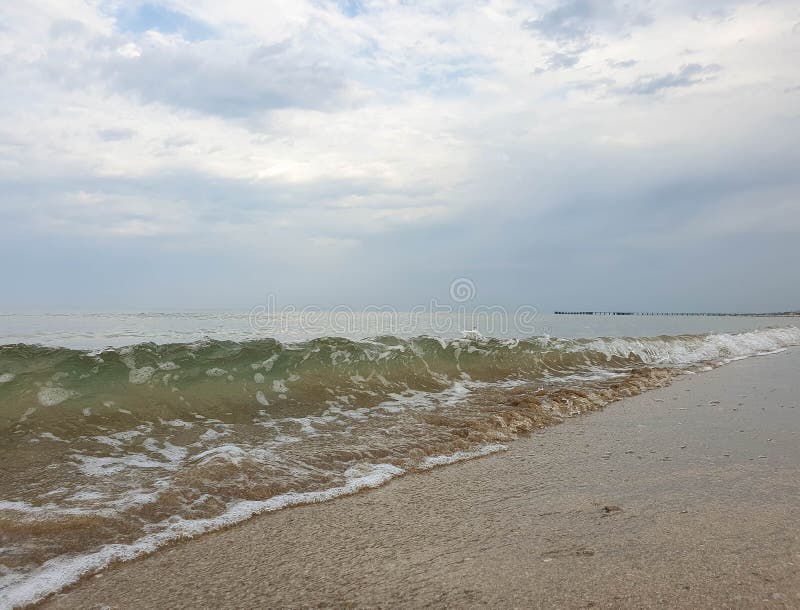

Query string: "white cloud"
[[116, 42, 141, 58]]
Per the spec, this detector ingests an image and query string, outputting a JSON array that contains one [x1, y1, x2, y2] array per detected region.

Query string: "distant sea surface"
[[1, 311, 799, 607], [0, 310, 795, 348]]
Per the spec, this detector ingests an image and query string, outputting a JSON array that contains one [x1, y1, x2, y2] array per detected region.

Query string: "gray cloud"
[[29, 30, 352, 120], [162, 134, 194, 148], [49, 19, 86, 39], [523, 0, 596, 41], [104, 41, 348, 118], [524, 1, 650, 75], [522, 0, 651, 42], [691, 7, 734, 22], [625, 63, 723, 95], [607, 58, 637, 69], [0, 166, 441, 238], [535, 51, 582, 73], [97, 128, 136, 141], [567, 77, 615, 92]]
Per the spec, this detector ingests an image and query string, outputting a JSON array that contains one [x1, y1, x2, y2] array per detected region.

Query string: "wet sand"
[[40, 349, 800, 609]]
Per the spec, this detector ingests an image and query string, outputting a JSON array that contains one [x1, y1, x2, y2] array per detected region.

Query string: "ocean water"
[[0, 310, 796, 349], [0, 312, 798, 607]]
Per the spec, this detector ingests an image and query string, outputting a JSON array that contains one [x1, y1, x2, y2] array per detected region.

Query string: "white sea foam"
[[199, 428, 226, 441], [251, 354, 279, 372], [73, 453, 171, 476], [38, 432, 65, 442], [0, 500, 114, 519], [192, 444, 272, 466], [0, 373, 15, 384], [37, 387, 77, 407], [67, 491, 107, 502], [0, 462, 405, 609], [139, 439, 187, 470], [92, 435, 123, 449], [0, 436, 539, 609], [418, 443, 508, 469], [159, 419, 193, 430], [128, 366, 155, 385], [113, 429, 144, 441], [581, 326, 800, 366]]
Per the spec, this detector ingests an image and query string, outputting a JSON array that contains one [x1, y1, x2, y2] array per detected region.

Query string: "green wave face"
[[0, 335, 651, 433], [3, 327, 799, 429]]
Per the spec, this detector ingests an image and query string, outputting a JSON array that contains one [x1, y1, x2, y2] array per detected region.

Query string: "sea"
[[1, 311, 799, 607]]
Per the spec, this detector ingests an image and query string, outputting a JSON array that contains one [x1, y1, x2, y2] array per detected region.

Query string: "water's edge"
[[14, 353, 773, 609]]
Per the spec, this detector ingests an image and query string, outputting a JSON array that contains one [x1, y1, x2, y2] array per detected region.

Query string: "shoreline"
[[35, 348, 800, 608]]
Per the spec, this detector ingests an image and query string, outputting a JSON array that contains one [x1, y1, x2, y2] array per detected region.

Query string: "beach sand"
[[39, 349, 800, 609]]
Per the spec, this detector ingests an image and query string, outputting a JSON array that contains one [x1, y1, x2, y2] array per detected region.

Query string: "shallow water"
[[0, 313, 799, 608]]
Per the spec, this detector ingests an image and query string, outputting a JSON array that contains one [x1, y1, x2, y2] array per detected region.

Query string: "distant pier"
[[553, 311, 799, 317]]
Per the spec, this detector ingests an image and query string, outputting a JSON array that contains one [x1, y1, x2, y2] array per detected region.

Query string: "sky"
[[1, 0, 799, 312]]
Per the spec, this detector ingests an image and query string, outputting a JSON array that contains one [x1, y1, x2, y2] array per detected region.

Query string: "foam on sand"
[[0, 462, 404, 608]]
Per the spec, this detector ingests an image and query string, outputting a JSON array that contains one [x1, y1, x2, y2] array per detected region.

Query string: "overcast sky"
[[1, 0, 799, 312]]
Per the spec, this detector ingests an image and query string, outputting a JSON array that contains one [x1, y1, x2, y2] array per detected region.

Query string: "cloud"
[[606, 58, 637, 69], [98, 128, 136, 141], [104, 36, 353, 118], [522, 0, 651, 42], [49, 18, 87, 39], [692, 7, 734, 22], [115, 3, 215, 40], [308, 236, 360, 249], [337, 0, 366, 19], [162, 134, 194, 148], [536, 51, 582, 73], [523, 1, 651, 74], [1, 0, 800, 310], [21, 8, 363, 121], [567, 77, 615, 92], [624, 63, 723, 95]]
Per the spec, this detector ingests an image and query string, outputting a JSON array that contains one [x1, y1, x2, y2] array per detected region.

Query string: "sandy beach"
[[38, 348, 800, 609]]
